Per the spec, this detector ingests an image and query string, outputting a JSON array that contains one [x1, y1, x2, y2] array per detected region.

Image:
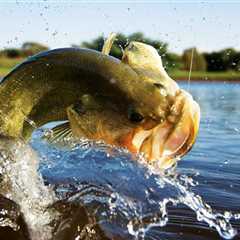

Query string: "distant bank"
[[169, 71, 240, 82], [1, 66, 240, 82]]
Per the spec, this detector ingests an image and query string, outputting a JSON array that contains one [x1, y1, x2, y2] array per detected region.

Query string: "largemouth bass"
[[0, 35, 200, 169]]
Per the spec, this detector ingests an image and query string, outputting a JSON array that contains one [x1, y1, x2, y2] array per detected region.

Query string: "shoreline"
[[174, 77, 240, 82], [169, 71, 240, 82], [1, 69, 240, 82]]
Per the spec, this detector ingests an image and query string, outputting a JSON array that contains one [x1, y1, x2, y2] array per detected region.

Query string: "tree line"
[[1, 32, 240, 72], [0, 42, 49, 58]]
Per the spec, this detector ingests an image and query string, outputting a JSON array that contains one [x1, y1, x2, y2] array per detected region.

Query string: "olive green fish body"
[[0, 39, 200, 169], [0, 48, 139, 138]]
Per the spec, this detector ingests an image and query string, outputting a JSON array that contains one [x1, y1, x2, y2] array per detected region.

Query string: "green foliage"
[[164, 52, 183, 71], [0, 42, 49, 59], [1, 33, 240, 75], [21, 42, 49, 56], [204, 48, 240, 72], [80, 32, 180, 71], [182, 48, 207, 72], [233, 52, 240, 71], [0, 48, 22, 58]]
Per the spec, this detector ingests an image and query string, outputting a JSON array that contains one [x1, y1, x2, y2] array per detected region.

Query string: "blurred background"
[[0, 0, 240, 81]]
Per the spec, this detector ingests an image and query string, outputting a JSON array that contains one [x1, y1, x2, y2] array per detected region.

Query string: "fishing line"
[[187, 48, 194, 92]]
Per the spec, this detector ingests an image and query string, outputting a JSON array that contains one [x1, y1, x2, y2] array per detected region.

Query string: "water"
[[0, 81, 239, 239]]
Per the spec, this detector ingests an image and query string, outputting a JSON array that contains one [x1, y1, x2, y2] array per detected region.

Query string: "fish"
[[0, 34, 200, 169]]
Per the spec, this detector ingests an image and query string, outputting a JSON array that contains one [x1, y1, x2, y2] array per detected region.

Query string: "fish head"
[[119, 89, 200, 169], [66, 41, 200, 170], [120, 41, 201, 168], [67, 88, 200, 170]]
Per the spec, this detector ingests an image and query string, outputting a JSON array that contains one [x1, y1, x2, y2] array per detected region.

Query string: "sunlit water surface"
[[0, 81, 239, 240]]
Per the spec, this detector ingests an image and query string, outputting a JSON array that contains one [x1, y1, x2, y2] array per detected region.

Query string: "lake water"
[[0, 81, 239, 240]]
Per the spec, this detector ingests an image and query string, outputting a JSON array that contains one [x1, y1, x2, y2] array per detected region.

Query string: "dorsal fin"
[[43, 121, 73, 144], [102, 33, 117, 55]]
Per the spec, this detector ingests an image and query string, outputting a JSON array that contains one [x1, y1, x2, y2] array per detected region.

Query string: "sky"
[[0, 0, 239, 54]]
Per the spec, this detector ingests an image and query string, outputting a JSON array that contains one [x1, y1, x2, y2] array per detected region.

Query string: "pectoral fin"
[[43, 121, 73, 144]]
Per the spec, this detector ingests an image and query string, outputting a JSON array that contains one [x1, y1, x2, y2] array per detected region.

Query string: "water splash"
[[127, 154, 239, 239], [36, 133, 239, 239], [126, 174, 238, 240], [0, 133, 239, 239], [0, 137, 58, 240]]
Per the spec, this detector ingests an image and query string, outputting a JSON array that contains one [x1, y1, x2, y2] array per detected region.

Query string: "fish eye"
[[72, 102, 85, 114], [128, 111, 144, 123]]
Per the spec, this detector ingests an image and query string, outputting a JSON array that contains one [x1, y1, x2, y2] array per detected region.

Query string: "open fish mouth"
[[128, 89, 200, 169]]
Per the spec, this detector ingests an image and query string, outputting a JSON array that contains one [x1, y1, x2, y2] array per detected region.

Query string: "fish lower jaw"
[[130, 89, 200, 170]]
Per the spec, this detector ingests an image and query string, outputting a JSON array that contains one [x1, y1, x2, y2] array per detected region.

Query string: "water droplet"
[[52, 30, 58, 37]]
